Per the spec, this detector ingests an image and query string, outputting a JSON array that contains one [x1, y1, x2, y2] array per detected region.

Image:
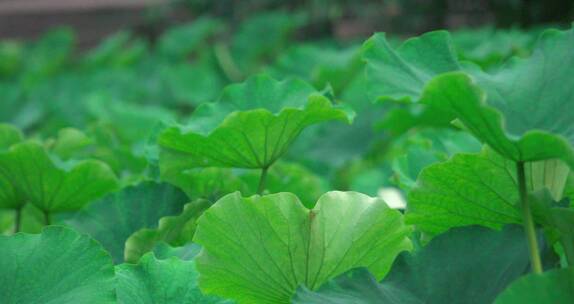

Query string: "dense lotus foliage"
[[0, 11, 573, 303]]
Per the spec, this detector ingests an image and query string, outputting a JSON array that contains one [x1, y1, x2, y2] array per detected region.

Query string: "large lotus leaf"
[[0, 226, 115, 303], [420, 27, 574, 168], [362, 31, 461, 103], [494, 268, 574, 304], [159, 75, 352, 170], [293, 225, 539, 304], [194, 191, 412, 303], [407, 147, 571, 236], [124, 199, 211, 263], [362, 31, 461, 133], [407, 148, 521, 235], [0, 124, 25, 210], [116, 253, 227, 304], [0, 141, 118, 212], [66, 181, 189, 263]]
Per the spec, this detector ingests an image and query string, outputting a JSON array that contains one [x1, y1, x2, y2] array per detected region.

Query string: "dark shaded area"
[[293, 225, 560, 304]]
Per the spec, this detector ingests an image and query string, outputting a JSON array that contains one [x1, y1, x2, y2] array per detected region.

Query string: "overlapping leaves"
[[365, 27, 574, 167], [407, 147, 570, 236], [1, 226, 220, 303], [66, 181, 189, 263], [0, 141, 118, 212], [116, 253, 228, 304]]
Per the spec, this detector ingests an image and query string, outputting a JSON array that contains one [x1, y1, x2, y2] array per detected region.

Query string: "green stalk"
[[14, 207, 22, 233], [516, 161, 543, 274], [43, 210, 51, 226], [560, 235, 574, 267], [257, 166, 269, 195], [214, 42, 244, 82]]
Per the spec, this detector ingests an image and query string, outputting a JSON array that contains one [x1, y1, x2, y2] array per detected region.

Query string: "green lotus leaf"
[[420, 27, 574, 168], [494, 268, 574, 304], [363, 31, 461, 103], [0, 141, 118, 212], [159, 74, 352, 170], [194, 191, 412, 303], [407, 148, 570, 236], [407, 148, 521, 235], [0, 226, 116, 303], [49, 127, 93, 160], [362, 31, 459, 134], [293, 225, 540, 304], [66, 181, 189, 263], [116, 253, 227, 304], [124, 199, 211, 263]]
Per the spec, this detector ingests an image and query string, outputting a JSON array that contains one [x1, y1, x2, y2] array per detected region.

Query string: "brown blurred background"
[[0, 0, 572, 49]]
